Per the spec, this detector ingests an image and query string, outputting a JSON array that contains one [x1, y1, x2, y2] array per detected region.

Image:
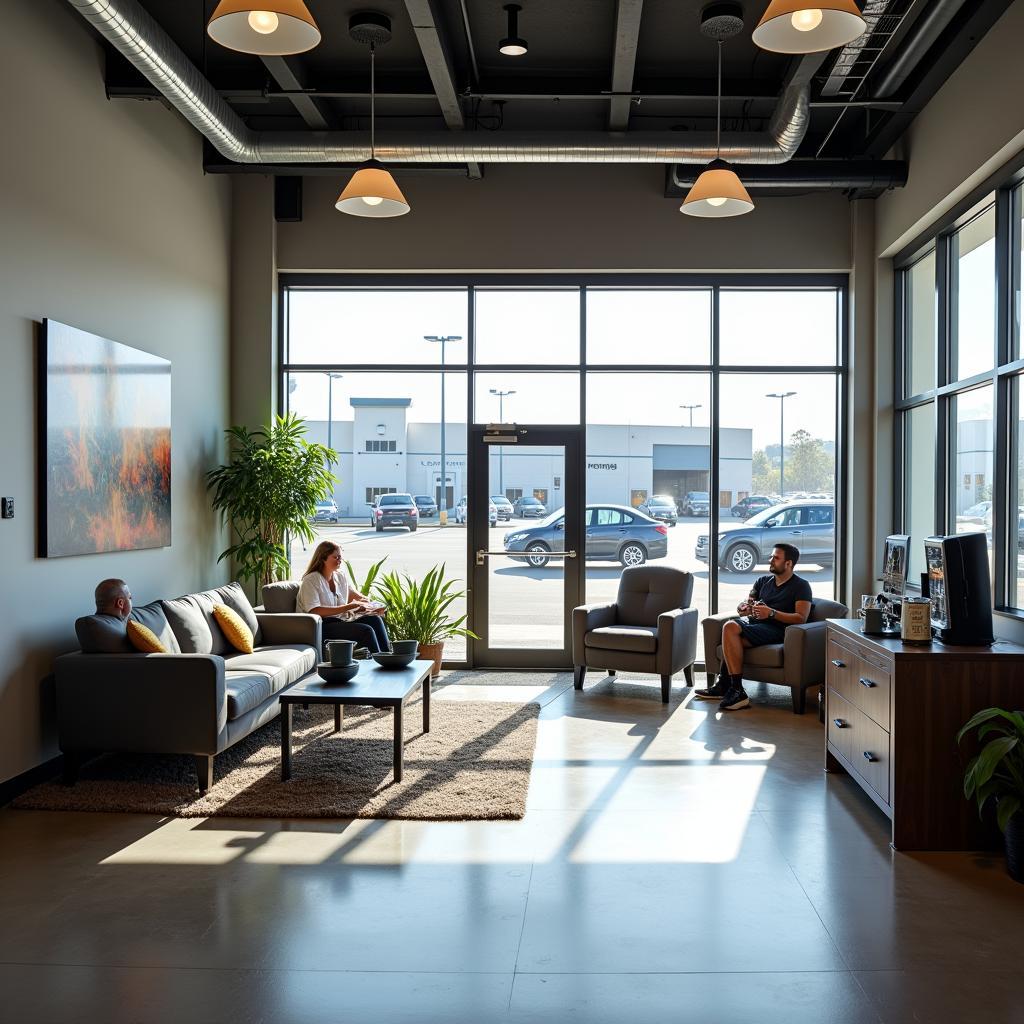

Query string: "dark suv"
[[413, 494, 438, 518], [638, 495, 678, 525], [368, 493, 419, 532], [681, 491, 710, 517], [730, 495, 777, 520]]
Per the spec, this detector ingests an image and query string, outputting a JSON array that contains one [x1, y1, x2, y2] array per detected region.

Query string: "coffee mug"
[[325, 639, 356, 666], [863, 607, 885, 633]]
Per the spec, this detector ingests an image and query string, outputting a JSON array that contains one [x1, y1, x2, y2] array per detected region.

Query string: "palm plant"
[[206, 413, 336, 590], [345, 556, 388, 596], [372, 563, 479, 645], [958, 707, 1024, 832]]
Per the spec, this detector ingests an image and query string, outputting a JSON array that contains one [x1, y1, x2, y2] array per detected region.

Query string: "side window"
[[807, 507, 834, 525], [780, 507, 803, 527], [594, 508, 624, 527], [585, 508, 596, 527]]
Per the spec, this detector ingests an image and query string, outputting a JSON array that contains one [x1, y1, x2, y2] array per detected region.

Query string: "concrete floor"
[[1, 674, 1022, 1023]]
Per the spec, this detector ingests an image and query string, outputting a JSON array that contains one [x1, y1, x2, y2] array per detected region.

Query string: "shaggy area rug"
[[14, 698, 539, 821]]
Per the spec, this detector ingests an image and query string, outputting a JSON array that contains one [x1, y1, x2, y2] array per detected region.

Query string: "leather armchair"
[[702, 596, 849, 714], [572, 566, 699, 703]]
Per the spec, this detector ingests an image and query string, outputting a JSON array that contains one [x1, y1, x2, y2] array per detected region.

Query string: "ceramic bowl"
[[371, 651, 417, 670], [316, 662, 360, 684]]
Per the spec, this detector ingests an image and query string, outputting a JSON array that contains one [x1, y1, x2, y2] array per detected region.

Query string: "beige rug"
[[14, 698, 539, 821]]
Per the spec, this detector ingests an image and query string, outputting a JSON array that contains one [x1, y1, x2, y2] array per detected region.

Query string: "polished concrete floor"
[[2, 673, 1023, 1023]]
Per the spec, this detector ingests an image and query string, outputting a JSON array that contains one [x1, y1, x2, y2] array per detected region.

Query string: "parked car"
[[637, 494, 678, 525], [958, 499, 992, 526], [413, 494, 438, 518], [695, 500, 835, 573], [503, 504, 669, 568], [454, 497, 498, 526], [311, 498, 339, 523], [730, 495, 776, 520], [491, 495, 514, 521], [368, 492, 419, 532], [512, 495, 547, 519], [681, 491, 710, 517]]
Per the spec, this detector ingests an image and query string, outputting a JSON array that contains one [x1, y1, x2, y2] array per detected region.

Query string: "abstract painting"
[[39, 320, 171, 557]]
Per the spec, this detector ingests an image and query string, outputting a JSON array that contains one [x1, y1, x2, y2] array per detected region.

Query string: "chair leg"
[[573, 665, 586, 690], [683, 664, 694, 687], [660, 674, 671, 703], [194, 754, 214, 794], [791, 686, 806, 715], [607, 669, 617, 676]]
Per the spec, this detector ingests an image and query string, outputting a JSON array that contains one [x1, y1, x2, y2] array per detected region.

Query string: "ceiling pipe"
[[873, 0, 968, 98], [67, 0, 826, 164], [669, 159, 908, 191]]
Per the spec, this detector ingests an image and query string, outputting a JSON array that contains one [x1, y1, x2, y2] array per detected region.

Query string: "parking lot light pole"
[[424, 336, 462, 522], [489, 388, 516, 496], [766, 391, 796, 498], [679, 403, 702, 427]]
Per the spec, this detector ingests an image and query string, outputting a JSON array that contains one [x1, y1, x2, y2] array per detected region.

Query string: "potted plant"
[[206, 413, 336, 594], [372, 563, 478, 677], [958, 707, 1024, 881]]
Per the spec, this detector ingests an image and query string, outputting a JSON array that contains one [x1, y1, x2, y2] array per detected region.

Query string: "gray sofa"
[[56, 582, 321, 792], [702, 596, 849, 714]]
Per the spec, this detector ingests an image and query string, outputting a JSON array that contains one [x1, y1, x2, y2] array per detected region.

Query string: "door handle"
[[863, 751, 878, 763], [830, 659, 845, 668], [859, 677, 876, 688], [475, 549, 577, 565], [792, 530, 802, 534], [832, 718, 846, 728]]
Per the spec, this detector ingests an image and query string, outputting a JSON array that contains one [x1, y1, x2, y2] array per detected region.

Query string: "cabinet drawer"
[[826, 638, 859, 705], [850, 656, 891, 731], [827, 688, 855, 763], [852, 708, 890, 805]]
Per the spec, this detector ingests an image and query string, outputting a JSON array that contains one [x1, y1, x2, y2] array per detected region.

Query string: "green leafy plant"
[[206, 413, 336, 590], [958, 708, 1024, 833], [345, 556, 388, 596], [372, 563, 479, 645]]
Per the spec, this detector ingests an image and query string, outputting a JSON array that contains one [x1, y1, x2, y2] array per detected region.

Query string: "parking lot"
[[290, 515, 836, 662]]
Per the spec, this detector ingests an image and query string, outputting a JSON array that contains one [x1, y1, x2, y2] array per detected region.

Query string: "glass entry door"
[[470, 426, 582, 668]]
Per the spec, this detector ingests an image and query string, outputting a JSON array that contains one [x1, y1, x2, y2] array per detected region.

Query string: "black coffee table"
[[279, 659, 432, 784]]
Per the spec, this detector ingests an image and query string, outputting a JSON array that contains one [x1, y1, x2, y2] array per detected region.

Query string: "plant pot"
[[1005, 811, 1024, 883], [418, 641, 444, 678]]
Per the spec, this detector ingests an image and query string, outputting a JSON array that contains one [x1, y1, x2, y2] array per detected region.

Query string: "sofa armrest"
[[55, 652, 226, 756], [657, 607, 698, 675], [256, 612, 321, 650], [572, 603, 617, 662], [783, 620, 829, 687], [701, 613, 740, 676]]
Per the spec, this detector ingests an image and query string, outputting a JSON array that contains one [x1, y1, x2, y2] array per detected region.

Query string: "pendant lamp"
[[752, 0, 867, 54], [499, 5, 528, 57], [681, 12, 753, 220], [336, 15, 410, 218], [207, 0, 321, 56]]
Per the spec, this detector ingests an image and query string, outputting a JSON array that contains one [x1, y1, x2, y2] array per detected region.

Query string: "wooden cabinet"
[[825, 619, 1024, 851]]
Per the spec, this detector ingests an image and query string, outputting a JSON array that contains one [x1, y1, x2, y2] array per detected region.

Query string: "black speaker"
[[274, 176, 302, 222]]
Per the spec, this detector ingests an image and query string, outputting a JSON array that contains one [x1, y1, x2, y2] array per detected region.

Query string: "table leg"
[[393, 702, 404, 783], [281, 702, 293, 781], [423, 674, 431, 734], [335, 703, 343, 732]]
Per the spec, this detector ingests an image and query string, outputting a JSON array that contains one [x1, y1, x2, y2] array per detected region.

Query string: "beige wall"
[[0, 1, 232, 784]]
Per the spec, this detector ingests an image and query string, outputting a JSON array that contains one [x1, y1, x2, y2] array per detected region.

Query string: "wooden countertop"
[[827, 618, 1024, 661]]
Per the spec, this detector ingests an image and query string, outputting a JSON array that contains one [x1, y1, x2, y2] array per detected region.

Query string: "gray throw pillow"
[[262, 581, 299, 614], [161, 596, 215, 654], [75, 613, 133, 654]]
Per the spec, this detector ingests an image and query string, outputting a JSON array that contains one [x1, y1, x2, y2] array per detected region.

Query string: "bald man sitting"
[[94, 578, 133, 620]]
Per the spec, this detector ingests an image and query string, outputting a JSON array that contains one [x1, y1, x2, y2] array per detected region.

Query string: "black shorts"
[[738, 621, 785, 647]]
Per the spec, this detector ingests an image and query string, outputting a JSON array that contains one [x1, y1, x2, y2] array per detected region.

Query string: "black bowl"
[[316, 662, 360, 684], [371, 651, 417, 670]]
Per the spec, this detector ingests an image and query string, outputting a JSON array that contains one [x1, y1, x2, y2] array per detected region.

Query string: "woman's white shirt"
[[297, 569, 351, 617]]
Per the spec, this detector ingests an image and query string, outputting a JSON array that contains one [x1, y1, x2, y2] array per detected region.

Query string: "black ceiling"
[[97, 0, 1013, 190]]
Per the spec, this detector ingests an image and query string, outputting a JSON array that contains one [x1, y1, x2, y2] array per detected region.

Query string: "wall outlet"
[[1, 497, 13, 519]]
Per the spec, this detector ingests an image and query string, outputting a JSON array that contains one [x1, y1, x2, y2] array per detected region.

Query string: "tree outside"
[[752, 430, 835, 497]]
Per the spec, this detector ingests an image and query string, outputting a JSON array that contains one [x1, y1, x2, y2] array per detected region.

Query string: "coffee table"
[[279, 659, 432, 784]]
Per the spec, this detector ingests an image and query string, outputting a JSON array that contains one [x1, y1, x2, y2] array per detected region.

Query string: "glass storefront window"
[[585, 289, 711, 364], [905, 404, 936, 582], [474, 289, 580, 365], [720, 289, 839, 366], [905, 252, 936, 397], [951, 206, 997, 382], [952, 385, 994, 563]]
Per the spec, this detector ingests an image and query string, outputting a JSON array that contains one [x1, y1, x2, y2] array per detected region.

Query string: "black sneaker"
[[694, 677, 730, 700], [718, 685, 750, 711]]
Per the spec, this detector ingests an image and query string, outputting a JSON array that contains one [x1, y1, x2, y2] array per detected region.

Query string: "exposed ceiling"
[[90, 0, 1014, 198]]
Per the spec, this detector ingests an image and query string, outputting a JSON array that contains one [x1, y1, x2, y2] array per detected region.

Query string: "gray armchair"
[[701, 597, 849, 714], [572, 566, 699, 703]]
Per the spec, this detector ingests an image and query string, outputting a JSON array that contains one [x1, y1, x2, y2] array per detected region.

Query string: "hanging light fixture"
[[499, 4, 528, 56], [681, 6, 754, 219], [752, 0, 867, 54], [207, 0, 321, 56], [336, 13, 410, 218]]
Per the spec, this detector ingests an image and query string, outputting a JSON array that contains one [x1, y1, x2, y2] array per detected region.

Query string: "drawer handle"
[[830, 659, 846, 668], [863, 751, 878, 763], [832, 718, 846, 728], [859, 677, 876, 688]]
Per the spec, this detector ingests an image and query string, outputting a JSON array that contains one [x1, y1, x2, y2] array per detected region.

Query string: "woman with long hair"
[[295, 540, 391, 653]]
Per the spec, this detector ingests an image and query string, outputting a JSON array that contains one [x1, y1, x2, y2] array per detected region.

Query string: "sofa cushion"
[[616, 567, 693, 627], [162, 596, 216, 654], [75, 613, 132, 654], [131, 601, 181, 654], [715, 642, 785, 669], [586, 625, 658, 654], [262, 581, 300, 614], [223, 644, 316, 720]]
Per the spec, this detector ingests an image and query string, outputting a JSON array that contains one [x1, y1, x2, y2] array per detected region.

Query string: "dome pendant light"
[[499, 4, 528, 57], [752, 0, 867, 55], [207, 0, 321, 56], [681, 11, 753, 220], [336, 15, 410, 219]]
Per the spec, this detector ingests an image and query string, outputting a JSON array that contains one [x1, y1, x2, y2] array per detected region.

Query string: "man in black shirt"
[[695, 543, 813, 710]]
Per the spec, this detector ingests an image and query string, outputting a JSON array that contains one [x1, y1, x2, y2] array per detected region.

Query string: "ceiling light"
[[499, 4, 528, 56], [336, 14, 410, 218], [207, 0, 321, 56], [752, 1, 867, 54], [681, 9, 753, 220]]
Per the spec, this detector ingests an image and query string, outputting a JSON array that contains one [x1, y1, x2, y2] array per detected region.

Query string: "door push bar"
[[476, 549, 578, 566]]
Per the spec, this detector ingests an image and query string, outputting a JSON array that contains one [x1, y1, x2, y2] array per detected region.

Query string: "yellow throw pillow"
[[213, 604, 254, 654], [126, 620, 167, 654]]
